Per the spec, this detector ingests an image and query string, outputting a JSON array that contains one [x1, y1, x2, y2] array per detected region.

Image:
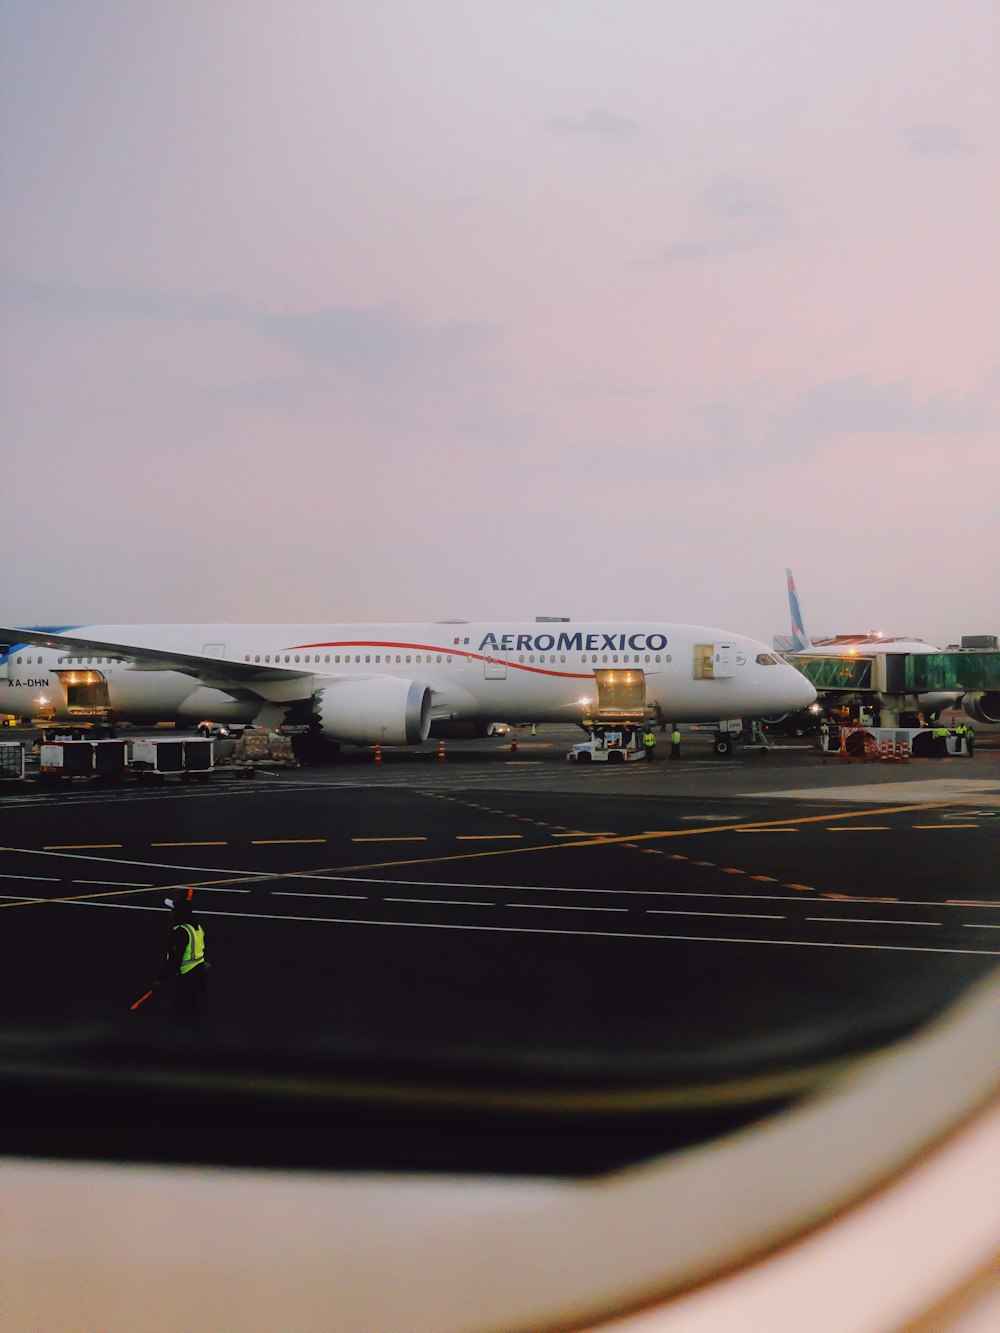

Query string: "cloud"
[[3, 275, 502, 378], [774, 376, 995, 440], [903, 122, 980, 157], [546, 108, 641, 139], [646, 176, 794, 266]]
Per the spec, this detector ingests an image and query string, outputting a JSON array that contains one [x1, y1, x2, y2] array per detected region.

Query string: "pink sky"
[[2, 1, 998, 644]]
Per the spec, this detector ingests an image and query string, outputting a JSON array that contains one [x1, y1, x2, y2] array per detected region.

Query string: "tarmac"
[[2, 721, 997, 1174]]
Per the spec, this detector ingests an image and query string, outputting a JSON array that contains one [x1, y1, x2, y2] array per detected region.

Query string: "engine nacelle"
[[962, 691, 1000, 725], [315, 676, 432, 745]]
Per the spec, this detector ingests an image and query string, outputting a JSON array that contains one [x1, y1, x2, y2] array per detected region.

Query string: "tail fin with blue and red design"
[[786, 569, 812, 652]]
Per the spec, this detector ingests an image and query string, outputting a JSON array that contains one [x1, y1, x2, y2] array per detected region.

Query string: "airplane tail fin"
[[786, 568, 812, 652]]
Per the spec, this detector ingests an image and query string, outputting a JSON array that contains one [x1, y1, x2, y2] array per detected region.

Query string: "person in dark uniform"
[[155, 889, 208, 1036]]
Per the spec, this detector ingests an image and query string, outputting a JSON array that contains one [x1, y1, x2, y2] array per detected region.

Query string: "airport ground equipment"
[[38, 738, 127, 782], [569, 726, 647, 763], [821, 726, 970, 760], [0, 741, 26, 780], [128, 736, 214, 782]]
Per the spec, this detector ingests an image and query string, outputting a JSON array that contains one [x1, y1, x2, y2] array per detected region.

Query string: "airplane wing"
[[0, 625, 313, 688]]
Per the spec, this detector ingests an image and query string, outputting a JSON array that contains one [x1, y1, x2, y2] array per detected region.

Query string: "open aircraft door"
[[52, 669, 111, 716], [593, 667, 646, 719]]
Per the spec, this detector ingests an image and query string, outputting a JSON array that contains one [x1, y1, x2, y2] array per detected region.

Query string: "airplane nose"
[[790, 668, 817, 708]]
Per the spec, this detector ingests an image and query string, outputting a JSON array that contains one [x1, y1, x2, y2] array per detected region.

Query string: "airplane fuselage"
[[2, 620, 817, 736]]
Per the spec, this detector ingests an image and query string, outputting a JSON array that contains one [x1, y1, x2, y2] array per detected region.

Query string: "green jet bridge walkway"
[[785, 651, 1000, 725]]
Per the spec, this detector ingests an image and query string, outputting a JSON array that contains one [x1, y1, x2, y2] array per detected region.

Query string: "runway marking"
[[63, 901, 1000, 957], [551, 832, 616, 837], [274, 890, 366, 900], [351, 836, 427, 842], [75, 878, 154, 888], [912, 824, 979, 830], [455, 835, 523, 840], [693, 861, 715, 867], [0, 801, 957, 912], [785, 884, 815, 892], [151, 841, 228, 847], [505, 903, 629, 913], [965, 923, 1000, 930], [720, 868, 746, 875], [734, 828, 798, 833], [825, 826, 890, 832], [251, 838, 327, 845], [750, 875, 779, 882], [647, 909, 784, 920], [806, 917, 942, 927], [384, 897, 493, 907], [0, 872, 60, 882], [43, 843, 123, 850]]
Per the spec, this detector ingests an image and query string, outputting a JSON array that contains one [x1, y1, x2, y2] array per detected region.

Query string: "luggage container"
[[39, 739, 127, 781], [129, 736, 213, 781], [0, 741, 26, 781]]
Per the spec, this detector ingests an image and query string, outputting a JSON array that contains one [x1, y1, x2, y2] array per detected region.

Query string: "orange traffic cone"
[[374, 744, 382, 763], [438, 739, 446, 762]]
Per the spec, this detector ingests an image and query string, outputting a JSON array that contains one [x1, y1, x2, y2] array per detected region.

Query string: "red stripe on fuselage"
[[284, 640, 598, 680]]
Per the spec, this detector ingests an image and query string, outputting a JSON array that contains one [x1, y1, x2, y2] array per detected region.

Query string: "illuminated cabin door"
[[593, 668, 646, 719], [54, 670, 111, 715]]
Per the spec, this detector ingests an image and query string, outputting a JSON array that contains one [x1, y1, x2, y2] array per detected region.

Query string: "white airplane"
[[1, 618, 816, 743], [783, 569, 962, 722]]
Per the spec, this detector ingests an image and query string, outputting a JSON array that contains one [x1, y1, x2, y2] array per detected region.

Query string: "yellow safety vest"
[[642, 732, 655, 748], [172, 922, 206, 975]]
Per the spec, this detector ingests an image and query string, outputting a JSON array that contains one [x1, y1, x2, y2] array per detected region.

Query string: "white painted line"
[[648, 909, 785, 920], [806, 917, 942, 927], [0, 872, 60, 882], [60, 901, 1000, 956], [273, 890, 367, 901], [74, 879, 155, 888], [384, 897, 493, 907], [963, 923, 1000, 930], [505, 902, 629, 913]]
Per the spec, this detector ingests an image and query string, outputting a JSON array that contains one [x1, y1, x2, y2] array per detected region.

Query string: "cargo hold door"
[[594, 668, 646, 719]]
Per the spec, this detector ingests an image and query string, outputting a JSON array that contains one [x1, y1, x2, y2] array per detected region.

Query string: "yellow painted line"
[[720, 868, 746, 875], [668, 854, 688, 861], [826, 826, 889, 832], [551, 832, 616, 837], [785, 884, 815, 892], [251, 839, 327, 845], [43, 843, 122, 850], [913, 824, 978, 829], [751, 875, 779, 882], [351, 837, 427, 843], [152, 841, 228, 847], [455, 835, 523, 841], [0, 801, 955, 912]]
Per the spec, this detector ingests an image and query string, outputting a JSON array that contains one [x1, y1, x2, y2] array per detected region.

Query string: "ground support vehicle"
[[821, 726, 971, 760], [691, 719, 774, 757], [569, 726, 648, 763]]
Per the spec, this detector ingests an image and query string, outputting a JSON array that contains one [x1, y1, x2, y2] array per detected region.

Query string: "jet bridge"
[[787, 651, 1000, 725]]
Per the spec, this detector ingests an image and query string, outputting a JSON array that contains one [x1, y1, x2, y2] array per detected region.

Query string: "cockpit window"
[[756, 652, 779, 665]]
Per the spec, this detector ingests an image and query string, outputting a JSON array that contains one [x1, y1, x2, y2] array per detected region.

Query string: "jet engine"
[[314, 676, 432, 745], [962, 692, 1000, 725]]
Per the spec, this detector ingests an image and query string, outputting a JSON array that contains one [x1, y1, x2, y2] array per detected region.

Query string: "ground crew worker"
[[670, 727, 682, 759], [931, 724, 950, 757], [642, 727, 656, 760], [962, 724, 975, 756], [819, 718, 830, 749], [155, 890, 208, 1036]]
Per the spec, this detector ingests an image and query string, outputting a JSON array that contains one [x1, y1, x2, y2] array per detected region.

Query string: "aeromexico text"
[[476, 631, 669, 653]]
